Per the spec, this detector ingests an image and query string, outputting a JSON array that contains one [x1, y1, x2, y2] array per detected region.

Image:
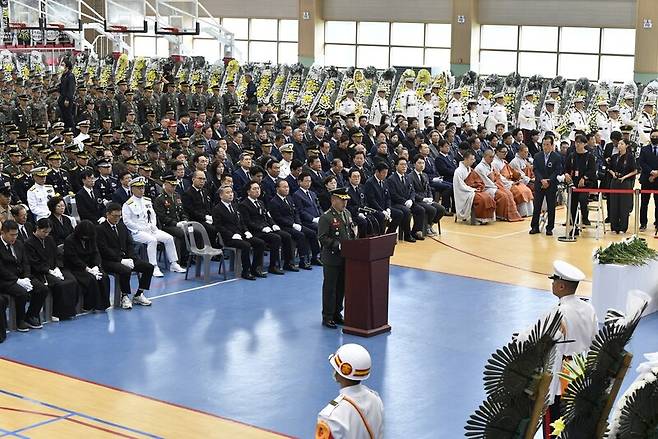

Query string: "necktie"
[[112, 225, 118, 236], [401, 174, 406, 186], [228, 204, 234, 214], [284, 197, 291, 210], [654, 146, 657, 156], [545, 153, 550, 167], [6, 243, 14, 258], [20, 226, 27, 241]]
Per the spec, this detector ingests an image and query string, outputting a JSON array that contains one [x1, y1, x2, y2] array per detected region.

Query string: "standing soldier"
[[338, 89, 357, 118], [370, 87, 388, 125], [12, 157, 35, 204], [446, 89, 464, 129], [115, 79, 128, 106], [208, 84, 223, 117], [45, 152, 74, 197], [518, 91, 537, 142], [122, 110, 143, 139], [94, 159, 118, 202], [68, 151, 94, 193], [318, 187, 355, 329], [137, 85, 156, 125], [120, 90, 138, 123], [636, 100, 655, 146], [100, 87, 121, 129], [4, 148, 23, 179], [160, 82, 177, 120], [569, 97, 588, 141], [177, 81, 191, 119], [399, 78, 418, 120], [316, 343, 384, 439], [417, 90, 434, 126], [30, 86, 48, 128], [191, 82, 208, 114], [12, 94, 32, 136], [222, 81, 238, 120], [540, 99, 557, 138], [547, 87, 562, 114], [619, 93, 636, 127], [477, 87, 492, 128], [595, 101, 611, 144]]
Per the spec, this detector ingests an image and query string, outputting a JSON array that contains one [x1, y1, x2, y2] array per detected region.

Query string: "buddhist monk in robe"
[[493, 146, 534, 216], [453, 150, 496, 224], [475, 149, 523, 222]]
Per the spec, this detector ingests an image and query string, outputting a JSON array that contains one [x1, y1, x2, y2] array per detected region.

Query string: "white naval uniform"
[[370, 96, 388, 124], [636, 111, 655, 146], [122, 195, 179, 266], [518, 100, 537, 130], [539, 109, 557, 138], [464, 109, 478, 128], [316, 384, 384, 439], [339, 98, 357, 117], [569, 109, 588, 140], [73, 133, 89, 150], [477, 96, 491, 126], [486, 103, 507, 133], [446, 98, 463, 127], [279, 158, 292, 179], [595, 110, 611, 143], [608, 116, 621, 136], [619, 103, 635, 127], [417, 99, 435, 125], [549, 295, 598, 401], [26, 183, 56, 221], [399, 88, 418, 119]]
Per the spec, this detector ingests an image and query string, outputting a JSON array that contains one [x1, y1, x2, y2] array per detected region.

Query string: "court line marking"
[[0, 357, 296, 438], [149, 278, 239, 300], [6, 412, 75, 437], [0, 388, 161, 439]]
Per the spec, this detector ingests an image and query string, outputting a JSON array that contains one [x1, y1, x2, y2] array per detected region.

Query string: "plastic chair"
[[178, 221, 224, 281], [66, 195, 82, 223]]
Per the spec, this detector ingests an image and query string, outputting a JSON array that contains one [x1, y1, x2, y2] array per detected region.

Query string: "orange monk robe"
[[464, 170, 496, 220], [490, 169, 523, 222], [500, 163, 533, 205]]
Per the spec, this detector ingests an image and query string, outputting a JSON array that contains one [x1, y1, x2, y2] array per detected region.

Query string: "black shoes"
[[283, 264, 299, 272], [582, 219, 591, 226], [333, 314, 344, 325], [529, 228, 540, 235], [404, 235, 417, 243], [16, 321, 30, 332], [414, 232, 425, 241], [546, 230, 553, 236], [268, 267, 285, 275], [311, 259, 323, 266], [241, 273, 256, 281], [299, 262, 313, 270], [322, 319, 337, 329], [25, 316, 42, 329], [252, 271, 267, 278]]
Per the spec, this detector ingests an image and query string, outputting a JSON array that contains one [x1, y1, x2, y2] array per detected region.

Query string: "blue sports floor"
[[2, 264, 657, 438]]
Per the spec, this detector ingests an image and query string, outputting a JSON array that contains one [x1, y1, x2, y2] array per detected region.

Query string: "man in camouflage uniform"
[[177, 81, 191, 119], [160, 82, 177, 120], [152, 172, 189, 265], [12, 94, 32, 136], [191, 82, 208, 115], [4, 148, 23, 179], [68, 151, 94, 193]]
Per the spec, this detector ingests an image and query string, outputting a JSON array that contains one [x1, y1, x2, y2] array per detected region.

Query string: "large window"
[[479, 25, 635, 82], [324, 20, 451, 69], [193, 18, 299, 64]]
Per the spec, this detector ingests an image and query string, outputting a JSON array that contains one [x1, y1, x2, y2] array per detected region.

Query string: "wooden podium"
[[341, 233, 397, 337]]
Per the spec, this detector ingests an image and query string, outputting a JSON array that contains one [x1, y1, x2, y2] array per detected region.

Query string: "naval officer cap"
[[608, 105, 619, 112], [524, 90, 534, 97], [573, 97, 585, 103], [545, 99, 556, 105], [549, 87, 560, 94], [31, 166, 49, 177], [624, 93, 634, 100], [598, 100, 609, 106], [451, 88, 462, 94], [280, 144, 294, 153], [493, 92, 504, 99], [548, 260, 585, 282], [129, 176, 146, 187]]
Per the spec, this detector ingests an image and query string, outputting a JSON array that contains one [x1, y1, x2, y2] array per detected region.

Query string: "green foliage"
[[595, 237, 658, 266]]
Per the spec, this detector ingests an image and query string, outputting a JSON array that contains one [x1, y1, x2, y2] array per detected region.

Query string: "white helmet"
[[329, 344, 372, 381]]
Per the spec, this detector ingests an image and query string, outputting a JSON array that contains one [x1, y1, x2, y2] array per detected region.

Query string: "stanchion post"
[[558, 185, 577, 242], [633, 189, 640, 236]]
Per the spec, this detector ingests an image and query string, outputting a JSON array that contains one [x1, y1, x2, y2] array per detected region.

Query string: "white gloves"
[[383, 208, 392, 221], [231, 233, 242, 240], [245, 231, 253, 239], [292, 224, 302, 231], [358, 213, 366, 219], [432, 177, 443, 183], [86, 266, 103, 280], [312, 217, 319, 224], [423, 197, 433, 204], [272, 224, 280, 231], [48, 268, 64, 280], [262, 226, 272, 233], [205, 215, 213, 225], [404, 200, 413, 208], [17, 278, 33, 292], [97, 217, 106, 224], [120, 258, 135, 269], [176, 221, 185, 228]]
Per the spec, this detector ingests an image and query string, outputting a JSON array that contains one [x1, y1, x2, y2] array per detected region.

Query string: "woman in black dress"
[[607, 139, 638, 234], [47, 196, 75, 247], [318, 175, 338, 212], [63, 220, 111, 311]]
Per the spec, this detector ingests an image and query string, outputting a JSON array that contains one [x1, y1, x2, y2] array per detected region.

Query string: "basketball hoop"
[[8, 22, 28, 29], [109, 24, 129, 33]]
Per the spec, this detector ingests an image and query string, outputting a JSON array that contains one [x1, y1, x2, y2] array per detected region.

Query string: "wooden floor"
[[0, 358, 290, 438], [391, 204, 658, 297]]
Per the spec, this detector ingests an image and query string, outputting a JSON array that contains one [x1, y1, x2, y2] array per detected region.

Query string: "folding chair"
[[178, 221, 224, 281]]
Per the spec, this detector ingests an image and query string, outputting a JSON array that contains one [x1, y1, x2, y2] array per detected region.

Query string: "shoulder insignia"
[[29, 186, 36, 191], [315, 420, 332, 439], [144, 196, 151, 201], [126, 199, 134, 205]]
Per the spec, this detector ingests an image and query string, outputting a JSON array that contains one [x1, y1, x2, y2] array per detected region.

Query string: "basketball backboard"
[[104, 0, 148, 33], [155, 0, 199, 35], [8, 0, 41, 30], [44, 0, 82, 31]]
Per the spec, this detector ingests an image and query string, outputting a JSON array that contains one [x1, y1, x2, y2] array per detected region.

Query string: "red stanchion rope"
[[570, 188, 635, 194]]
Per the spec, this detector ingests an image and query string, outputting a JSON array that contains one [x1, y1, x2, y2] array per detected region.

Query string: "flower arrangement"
[[256, 66, 275, 104], [267, 66, 288, 110], [393, 68, 416, 113], [30, 51, 45, 78], [298, 66, 324, 111], [114, 53, 130, 83], [130, 57, 146, 90], [208, 64, 225, 89], [221, 59, 240, 93], [282, 63, 305, 110], [594, 236, 658, 266], [98, 55, 114, 87]]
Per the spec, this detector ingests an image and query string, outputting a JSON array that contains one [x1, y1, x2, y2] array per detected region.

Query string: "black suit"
[[531, 151, 563, 232], [386, 172, 425, 238], [76, 187, 106, 223], [47, 215, 74, 247], [63, 235, 110, 311], [111, 186, 131, 205], [638, 144, 658, 227], [363, 176, 402, 234], [410, 170, 445, 228], [268, 194, 320, 263], [181, 186, 218, 243], [239, 197, 294, 269], [15, 222, 34, 244], [24, 235, 78, 319], [346, 184, 385, 237], [96, 221, 154, 297], [293, 188, 322, 231], [212, 201, 265, 276], [305, 166, 325, 194], [0, 238, 48, 324]]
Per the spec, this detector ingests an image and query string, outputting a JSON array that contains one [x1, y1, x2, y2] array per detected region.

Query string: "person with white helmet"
[[316, 343, 384, 439]]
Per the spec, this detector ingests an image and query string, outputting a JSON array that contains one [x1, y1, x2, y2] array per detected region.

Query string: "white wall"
[[323, 0, 452, 23], [198, 0, 298, 19]]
